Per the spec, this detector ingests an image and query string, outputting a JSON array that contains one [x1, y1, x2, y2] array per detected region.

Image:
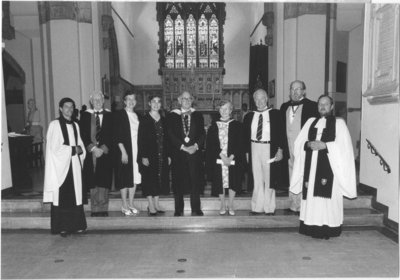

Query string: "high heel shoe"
[[128, 206, 139, 214], [122, 207, 133, 216], [147, 207, 157, 216]]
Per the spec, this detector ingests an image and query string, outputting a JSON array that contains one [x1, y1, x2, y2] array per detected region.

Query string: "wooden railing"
[[366, 139, 391, 174]]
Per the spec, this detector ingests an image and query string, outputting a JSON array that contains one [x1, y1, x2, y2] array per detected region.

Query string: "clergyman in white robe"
[[43, 116, 87, 235], [290, 116, 356, 239]]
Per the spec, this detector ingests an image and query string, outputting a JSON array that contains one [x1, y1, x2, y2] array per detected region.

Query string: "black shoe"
[[60, 231, 68, 237], [156, 209, 166, 214], [285, 208, 300, 215], [265, 212, 275, 216], [249, 211, 263, 216], [147, 207, 158, 216], [174, 212, 183, 217], [191, 210, 204, 216]]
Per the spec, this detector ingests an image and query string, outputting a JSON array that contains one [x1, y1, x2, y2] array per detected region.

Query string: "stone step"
[[1, 208, 383, 230], [1, 195, 373, 213]]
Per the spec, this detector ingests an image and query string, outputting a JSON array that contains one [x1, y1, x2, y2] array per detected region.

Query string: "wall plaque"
[[362, 4, 399, 104]]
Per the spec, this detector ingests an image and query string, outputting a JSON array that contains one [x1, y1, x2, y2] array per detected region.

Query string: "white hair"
[[89, 90, 104, 103]]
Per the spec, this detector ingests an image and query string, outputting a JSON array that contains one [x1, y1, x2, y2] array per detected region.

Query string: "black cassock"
[[166, 110, 205, 212], [80, 111, 113, 189], [242, 110, 289, 191], [205, 119, 245, 196], [280, 98, 318, 181], [113, 110, 141, 189], [137, 113, 170, 196]]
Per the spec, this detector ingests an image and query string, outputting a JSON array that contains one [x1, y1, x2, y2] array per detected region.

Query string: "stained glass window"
[[186, 14, 196, 68], [174, 15, 185, 68], [164, 15, 174, 69], [157, 3, 225, 70], [209, 14, 219, 68], [198, 14, 208, 68]]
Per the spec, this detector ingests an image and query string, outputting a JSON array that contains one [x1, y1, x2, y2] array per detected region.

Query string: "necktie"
[[256, 114, 263, 141], [95, 112, 101, 142]]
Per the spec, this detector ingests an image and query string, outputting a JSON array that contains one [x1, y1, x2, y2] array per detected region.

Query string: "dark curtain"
[[248, 45, 268, 110]]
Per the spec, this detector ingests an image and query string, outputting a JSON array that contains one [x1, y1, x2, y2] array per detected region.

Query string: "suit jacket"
[[166, 110, 205, 195], [243, 109, 289, 190], [80, 110, 113, 189]]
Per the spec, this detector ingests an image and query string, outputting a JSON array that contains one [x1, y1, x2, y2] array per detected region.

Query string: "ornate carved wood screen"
[[157, 2, 226, 110]]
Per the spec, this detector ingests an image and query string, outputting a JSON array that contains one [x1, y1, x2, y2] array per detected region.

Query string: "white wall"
[[112, 2, 160, 85], [360, 101, 399, 222], [347, 25, 363, 158], [49, 20, 82, 112], [296, 15, 326, 102], [224, 3, 252, 85]]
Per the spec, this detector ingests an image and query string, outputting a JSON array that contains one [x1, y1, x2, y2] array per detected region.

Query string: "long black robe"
[[280, 98, 318, 182], [80, 110, 113, 189], [137, 113, 170, 196], [113, 110, 141, 190], [205, 120, 245, 196], [166, 110, 205, 195], [243, 109, 289, 190]]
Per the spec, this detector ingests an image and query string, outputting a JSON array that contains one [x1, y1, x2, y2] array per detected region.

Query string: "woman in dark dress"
[[205, 100, 244, 216], [113, 92, 142, 216], [138, 95, 170, 215]]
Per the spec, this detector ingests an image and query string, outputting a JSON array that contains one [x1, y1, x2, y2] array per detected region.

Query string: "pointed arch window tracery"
[[157, 2, 226, 73]]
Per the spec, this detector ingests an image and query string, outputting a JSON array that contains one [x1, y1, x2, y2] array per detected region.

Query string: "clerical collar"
[[59, 115, 73, 124], [256, 106, 270, 113]]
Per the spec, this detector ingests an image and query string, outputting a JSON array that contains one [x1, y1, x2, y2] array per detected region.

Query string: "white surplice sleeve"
[[289, 118, 316, 194], [43, 120, 73, 203], [326, 118, 357, 199]]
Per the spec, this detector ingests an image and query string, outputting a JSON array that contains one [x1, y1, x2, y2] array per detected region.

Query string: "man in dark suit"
[[80, 91, 113, 217], [280, 80, 318, 214], [167, 91, 205, 216], [243, 89, 289, 215]]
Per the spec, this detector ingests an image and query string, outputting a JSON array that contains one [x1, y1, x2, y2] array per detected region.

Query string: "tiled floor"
[[1, 229, 398, 278]]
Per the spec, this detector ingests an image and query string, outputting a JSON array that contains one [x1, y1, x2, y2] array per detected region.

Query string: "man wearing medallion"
[[243, 89, 288, 215], [280, 80, 318, 214], [167, 91, 205, 216]]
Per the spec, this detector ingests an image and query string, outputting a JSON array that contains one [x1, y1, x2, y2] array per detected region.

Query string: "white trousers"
[[288, 155, 301, 211], [251, 142, 276, 213]]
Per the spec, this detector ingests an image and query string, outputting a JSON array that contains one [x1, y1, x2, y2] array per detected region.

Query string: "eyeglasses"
[[181, 97, 193, 101], [291, 87, 303, 92]]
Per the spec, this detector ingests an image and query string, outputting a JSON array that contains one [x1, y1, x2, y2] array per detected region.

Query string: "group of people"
[[43, 79, 356, 240]]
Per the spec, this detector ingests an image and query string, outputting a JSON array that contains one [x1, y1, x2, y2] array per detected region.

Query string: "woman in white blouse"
[[114, 92, 142, 216]]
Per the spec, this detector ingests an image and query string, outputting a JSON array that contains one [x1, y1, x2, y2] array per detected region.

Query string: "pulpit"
[[8, 134, 33, 191]]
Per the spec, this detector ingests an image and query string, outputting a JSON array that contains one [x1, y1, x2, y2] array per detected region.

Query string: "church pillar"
[[38, 2, 101, 119], [280, 3, 335, 103]]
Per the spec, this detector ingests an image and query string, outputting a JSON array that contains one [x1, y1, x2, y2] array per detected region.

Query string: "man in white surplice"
[[44, 98, 87, 237], [290, 95, 356, 239]]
